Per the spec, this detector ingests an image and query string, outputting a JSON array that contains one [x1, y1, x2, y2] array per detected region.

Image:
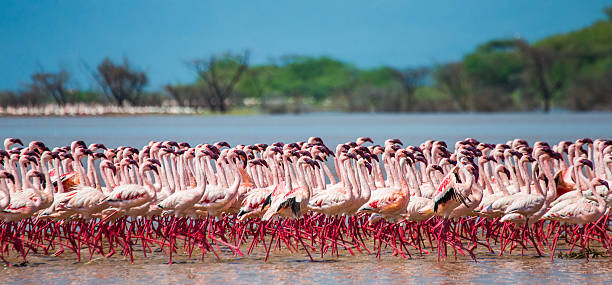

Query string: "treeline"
[[3, 7, 612, 113]]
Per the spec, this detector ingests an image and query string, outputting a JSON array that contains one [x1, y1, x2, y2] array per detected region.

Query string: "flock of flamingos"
[[0, 136, 611, 265]]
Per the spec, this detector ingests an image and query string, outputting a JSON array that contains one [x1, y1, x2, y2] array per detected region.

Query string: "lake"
[[1, 112, 611, 148]]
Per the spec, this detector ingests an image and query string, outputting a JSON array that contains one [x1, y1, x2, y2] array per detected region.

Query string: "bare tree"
[[188, 51, 250, 112], [93, 57, 148, 106], [28, 68, 71, 105]]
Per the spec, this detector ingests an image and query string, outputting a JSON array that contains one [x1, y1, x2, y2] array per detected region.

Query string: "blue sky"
[[1, 0, 610, 91]]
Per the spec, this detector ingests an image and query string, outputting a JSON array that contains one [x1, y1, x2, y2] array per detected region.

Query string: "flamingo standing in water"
[[503, 161, 546, 221], [432, 162, 474, 218], [357, 147, 410, 220], [195, 149, 246, 217], [262, 156, 317, 220], [308, 152, 356, 216], [103, 161, 161, 216], [237, 148, 283, 220], [1, 170, 45, 221], [156, 149, 209, 217]]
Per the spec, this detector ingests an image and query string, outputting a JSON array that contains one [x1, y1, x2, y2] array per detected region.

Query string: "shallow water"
[[1, 112, 611, 284], [2, 245, 612, 284]]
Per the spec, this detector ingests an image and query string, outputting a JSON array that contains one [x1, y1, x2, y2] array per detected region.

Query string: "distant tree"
[[605, 6, 612, 21], [93, 57, 148, 106], [390, 67, 429, 111], [165, 83, 209, 108], [434, 62, 471, 111], [189, 51, 250, 112], [514, 39, 561, 112], [27, 68, 71, 105]]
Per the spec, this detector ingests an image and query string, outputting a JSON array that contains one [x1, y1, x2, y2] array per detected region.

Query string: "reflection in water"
[[2, 248, 612, 284], [1, 113, 611, 284]]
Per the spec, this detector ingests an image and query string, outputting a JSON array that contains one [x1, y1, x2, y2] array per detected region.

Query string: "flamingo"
[[0, 171, 14, 211], [262, 156, 317, 220], [357, 148, 410, 219], [237, 160, 278, 220], [156, 149, 208, 217], [432, 162, 473, 218], [195, 149, 246, 216], [308, 152, 356, 215], [503, 161, 546, 221], [103, 161, 161, 215], [1, 169, 45, 221]]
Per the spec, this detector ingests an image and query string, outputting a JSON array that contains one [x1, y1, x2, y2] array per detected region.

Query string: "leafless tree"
[[28, 68, 71, 105], [188, 51, 249, 112], [92, 57, 148, 106]]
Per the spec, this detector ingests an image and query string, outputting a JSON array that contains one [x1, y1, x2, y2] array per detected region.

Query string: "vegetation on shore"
[[2, 7, 612, 114]]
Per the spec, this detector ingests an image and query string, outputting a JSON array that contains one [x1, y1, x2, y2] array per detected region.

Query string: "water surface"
[[1, 112, 611, 148]]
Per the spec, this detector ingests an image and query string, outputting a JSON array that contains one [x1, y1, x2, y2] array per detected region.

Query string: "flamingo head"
[[88, 143, 107, 151], [60, 152, 74, 161], [4, 138, 23, 149], [358, 158, 372, 173], [0, 171, 15, 184], [308, 137, 324, 145], [582, 159, 594, 171], [594, 179, 609, 191], [432, 165, 444, 173], [298, 150, 312, 158], [0, 150, 8, 159], [93, 153, 107, 160], [74, 147, 93, 159], [384, 138, 403, 146], [356, 137, 373, 145], [498, 166, 511, 179], [103, 160, 117, 175], [345, 151, 358, 160], [315, 145, 333, 157], [298, 157, 318, 169], [269, 146, 283, 155], [230, 149, 248, 167], [214, 141, 230, 149], [142, 162, 159, 175], [159, 147, 174, 157], [146, 158, 162, 167], [178, 142, 191, 149], [40, 151, 53, 163]]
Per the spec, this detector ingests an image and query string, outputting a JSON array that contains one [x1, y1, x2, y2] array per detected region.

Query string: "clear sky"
[[1, 0, 610, 91]]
